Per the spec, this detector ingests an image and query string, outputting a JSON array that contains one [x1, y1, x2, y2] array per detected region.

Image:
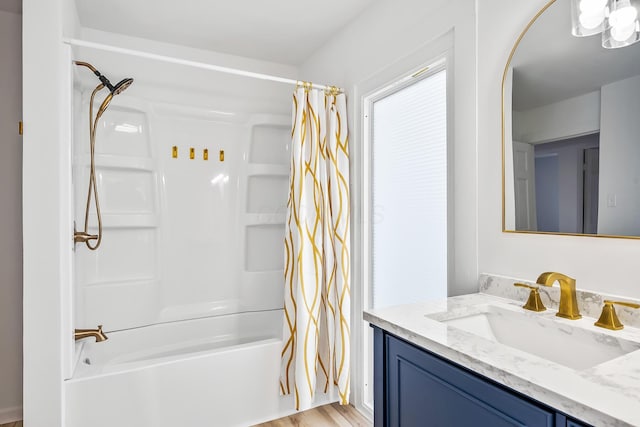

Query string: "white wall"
[[478, 0, 640, 298], [598, 74, 640, 236], [300, 0, 477, 296], [0, 9, 23, 424], [23, 0, 77, 425]]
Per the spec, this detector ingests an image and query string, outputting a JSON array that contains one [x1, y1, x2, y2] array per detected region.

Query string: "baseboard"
[[0, 406, 22, 424]]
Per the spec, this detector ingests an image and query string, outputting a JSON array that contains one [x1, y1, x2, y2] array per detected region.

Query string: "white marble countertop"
[[364, 293, 640, 427]]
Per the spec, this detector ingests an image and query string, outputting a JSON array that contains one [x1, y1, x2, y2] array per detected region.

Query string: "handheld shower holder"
[[73, 61, 133, 251]]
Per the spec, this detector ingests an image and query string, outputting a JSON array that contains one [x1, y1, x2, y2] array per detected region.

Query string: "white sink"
[[427, 304, 640, 370]]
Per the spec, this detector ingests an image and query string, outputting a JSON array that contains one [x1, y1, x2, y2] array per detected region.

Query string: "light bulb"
[[611, 19, 638, 40], [609, 1, 638, 27], [580, 9, 606, 28], [580, 0, 607, 13]]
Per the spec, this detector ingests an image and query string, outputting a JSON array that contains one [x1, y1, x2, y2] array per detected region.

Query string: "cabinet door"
[[385, 333, 555, 427]]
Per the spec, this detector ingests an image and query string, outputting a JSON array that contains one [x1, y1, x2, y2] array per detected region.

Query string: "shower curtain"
[[280, 87, 351, 411]]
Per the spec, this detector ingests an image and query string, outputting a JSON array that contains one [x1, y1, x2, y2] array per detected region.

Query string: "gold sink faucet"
[[74, 325, 108, 342], [536, 272, 582, 320]]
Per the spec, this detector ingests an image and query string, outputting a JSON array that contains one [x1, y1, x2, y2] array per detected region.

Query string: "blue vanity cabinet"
[[372, 327, 590, 427]]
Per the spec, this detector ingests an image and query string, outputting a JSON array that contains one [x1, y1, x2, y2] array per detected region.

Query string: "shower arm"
[[75, 60, 116, 93]]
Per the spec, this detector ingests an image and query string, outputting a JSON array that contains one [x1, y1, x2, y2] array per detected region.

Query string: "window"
[[369, 65, 448, 308], [361, 60, 449, 411]]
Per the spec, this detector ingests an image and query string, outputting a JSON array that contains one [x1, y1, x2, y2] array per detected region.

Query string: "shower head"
[[75, 61, 133, 120], [96, 75, 134, 96], [113, 78, 134, 96], [95, 79, 133, 119]]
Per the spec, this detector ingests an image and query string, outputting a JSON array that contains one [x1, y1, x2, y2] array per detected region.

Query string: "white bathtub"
[[65, 310, 335, 427]]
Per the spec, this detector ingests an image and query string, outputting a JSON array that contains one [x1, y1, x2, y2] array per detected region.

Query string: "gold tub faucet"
[[74, 325, 108, 342], [536, 272, 582, 320]]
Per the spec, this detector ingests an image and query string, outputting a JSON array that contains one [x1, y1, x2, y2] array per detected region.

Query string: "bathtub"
[[65, 310, 335, 427]]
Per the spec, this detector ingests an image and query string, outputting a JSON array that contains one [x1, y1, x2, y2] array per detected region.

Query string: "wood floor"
[[0, 403, 369, 427], [254, 403, 371, 427]]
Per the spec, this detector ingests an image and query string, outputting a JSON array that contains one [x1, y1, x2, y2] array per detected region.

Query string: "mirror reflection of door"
[[583, 147, 599, 234], [513, 141, 537, 231], [523, 133, 600, 234], [534, 153, 559, 232]]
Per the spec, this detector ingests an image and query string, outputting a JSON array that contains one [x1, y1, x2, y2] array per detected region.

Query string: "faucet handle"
[[594, 300, 640, 330], [513, 283, 547, 312]]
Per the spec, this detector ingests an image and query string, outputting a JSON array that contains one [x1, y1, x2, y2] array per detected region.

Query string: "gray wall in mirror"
[[503, 0, 640, 237]]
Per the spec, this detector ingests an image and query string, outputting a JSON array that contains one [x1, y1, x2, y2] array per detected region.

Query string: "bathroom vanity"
[[372, 327, 588, 426], [365, 278, 640, 427]]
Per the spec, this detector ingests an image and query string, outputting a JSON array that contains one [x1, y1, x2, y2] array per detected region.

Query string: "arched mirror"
[[502, 0, 640, 238]]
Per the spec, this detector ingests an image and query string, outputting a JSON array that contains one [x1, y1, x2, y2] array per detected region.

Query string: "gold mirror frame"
[[501, 0, 640, 240]]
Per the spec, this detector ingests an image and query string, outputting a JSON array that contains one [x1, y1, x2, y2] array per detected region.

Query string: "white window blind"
[[371, 69, 447, 308]]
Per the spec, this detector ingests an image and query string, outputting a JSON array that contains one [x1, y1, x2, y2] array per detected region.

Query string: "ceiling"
[[511, 0, 640, 111], [0, 0, 21, 14], [76, 0, 376, 65]]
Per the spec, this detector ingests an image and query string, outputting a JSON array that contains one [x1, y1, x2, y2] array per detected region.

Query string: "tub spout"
[[75, 325, 108, 342]]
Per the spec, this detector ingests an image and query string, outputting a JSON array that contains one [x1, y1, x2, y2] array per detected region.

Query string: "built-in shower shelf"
[[75, 154, 155, 171], [246, 164, 288, 176], [249, 121, 289, 166], [244, 224, 285, 272], [244, 213, 286, 225]]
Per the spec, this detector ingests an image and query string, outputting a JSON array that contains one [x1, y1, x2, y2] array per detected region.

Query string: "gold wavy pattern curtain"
[[280, 87, 350, 411]]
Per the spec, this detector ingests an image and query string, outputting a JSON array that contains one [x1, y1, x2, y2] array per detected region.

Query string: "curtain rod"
[[63, 38, 343, 94]]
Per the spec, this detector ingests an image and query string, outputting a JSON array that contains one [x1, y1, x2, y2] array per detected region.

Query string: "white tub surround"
[[67, 44, 304, 427], [365, 292, 640, 427], [72, 87, 291, 331]]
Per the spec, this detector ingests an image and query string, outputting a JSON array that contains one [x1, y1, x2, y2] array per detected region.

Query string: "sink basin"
[[427, 304, 640, 370]]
